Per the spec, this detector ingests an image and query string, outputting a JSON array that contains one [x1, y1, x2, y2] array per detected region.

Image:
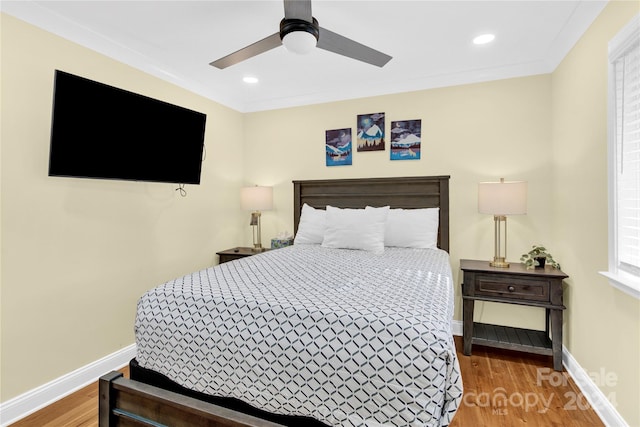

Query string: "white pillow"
[[376, 207, 439, 249], [294, 204, 326, 245], [321, 206, 389, 254]]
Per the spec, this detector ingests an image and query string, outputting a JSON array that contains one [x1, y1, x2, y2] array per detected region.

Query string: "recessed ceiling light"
[[473, 34, 495, 45], [243, 76, 259, 84]]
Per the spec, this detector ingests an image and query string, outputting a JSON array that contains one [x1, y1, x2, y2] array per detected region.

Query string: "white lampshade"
[[478, 179, 527, 215], [241, 186, 273, 211], [282, 30, 317, 54]]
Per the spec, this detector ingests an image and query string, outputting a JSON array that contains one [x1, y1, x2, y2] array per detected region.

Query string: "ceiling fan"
[[209, 0, 392, 69]]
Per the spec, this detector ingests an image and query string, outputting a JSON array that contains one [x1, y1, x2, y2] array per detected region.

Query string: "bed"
[[115, 176, 461, 427]]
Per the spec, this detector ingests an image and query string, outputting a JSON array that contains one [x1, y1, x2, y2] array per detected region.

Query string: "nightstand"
[[460, 259, 568, 371], [216, 247, 269, 264]]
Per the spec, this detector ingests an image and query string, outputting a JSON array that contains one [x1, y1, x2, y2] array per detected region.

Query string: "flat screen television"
[[48, 70, 207, 184]]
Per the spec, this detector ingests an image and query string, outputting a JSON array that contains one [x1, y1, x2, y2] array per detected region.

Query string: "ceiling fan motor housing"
[[279, 17, 320, 42]]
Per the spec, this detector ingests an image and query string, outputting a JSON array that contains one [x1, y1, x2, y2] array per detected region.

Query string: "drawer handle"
[[508, 285, 516, 292]]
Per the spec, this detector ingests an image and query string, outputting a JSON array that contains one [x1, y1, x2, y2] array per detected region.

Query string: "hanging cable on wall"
[[174, 144, 205, 198], [176, 184, 187, 197]]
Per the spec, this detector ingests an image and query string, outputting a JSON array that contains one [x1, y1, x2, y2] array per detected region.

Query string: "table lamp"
[[478, 178, 527, 267], [240, 186, 273, 251]]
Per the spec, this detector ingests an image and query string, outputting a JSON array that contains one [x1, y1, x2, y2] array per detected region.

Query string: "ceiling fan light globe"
[[282, 31, 317, 54]]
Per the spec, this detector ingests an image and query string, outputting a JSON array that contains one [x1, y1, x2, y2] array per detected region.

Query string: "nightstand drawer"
[[475, 274, 550, 302]]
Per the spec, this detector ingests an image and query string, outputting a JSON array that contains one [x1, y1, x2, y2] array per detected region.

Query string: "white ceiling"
[[2, 0, 607, 113]]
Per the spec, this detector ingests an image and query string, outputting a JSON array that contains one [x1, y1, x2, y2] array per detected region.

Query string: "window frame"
[[600, 14, 640, 300]]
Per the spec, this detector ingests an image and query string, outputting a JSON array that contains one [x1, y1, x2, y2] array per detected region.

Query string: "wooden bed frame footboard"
[[126, 359, 327, 427], [99, 371, 285, 427]]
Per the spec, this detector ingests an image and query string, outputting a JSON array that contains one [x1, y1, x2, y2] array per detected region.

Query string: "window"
[[601, 14, 640, 299]]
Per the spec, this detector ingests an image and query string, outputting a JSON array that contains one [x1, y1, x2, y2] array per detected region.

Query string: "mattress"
[[135, 245, 463, 426]]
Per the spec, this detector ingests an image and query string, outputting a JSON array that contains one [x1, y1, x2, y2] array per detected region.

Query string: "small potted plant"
[[520, 245, 561, 269]]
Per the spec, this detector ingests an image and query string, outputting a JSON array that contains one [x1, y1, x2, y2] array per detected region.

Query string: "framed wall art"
[[390, 119, 421, 160], [325, 128, 352, 166], [357, 112, 385, 152]]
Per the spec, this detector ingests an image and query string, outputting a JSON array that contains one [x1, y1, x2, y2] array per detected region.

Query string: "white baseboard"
[[453, 319, 626, 426], [562, 345, 629, 427], [452, 319, 463, 336], [0, 344, 136, 426]]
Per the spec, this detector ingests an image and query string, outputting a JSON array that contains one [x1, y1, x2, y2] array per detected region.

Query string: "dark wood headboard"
[[293, 176, 450, 252]]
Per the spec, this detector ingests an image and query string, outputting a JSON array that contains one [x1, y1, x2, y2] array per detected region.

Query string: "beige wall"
[[2, 1, 639, 425], [1, 14, 245, 400], [551, 1, 640, 425]]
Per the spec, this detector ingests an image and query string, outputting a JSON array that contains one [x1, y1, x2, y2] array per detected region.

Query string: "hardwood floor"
[[9, 338, 604, 426], [450, 337, 604, 427]]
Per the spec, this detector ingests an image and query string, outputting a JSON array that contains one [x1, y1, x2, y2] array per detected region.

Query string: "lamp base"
[[489, 215, 510, 268], [250, 211, 263, 252], [490, 257, 510, 268]]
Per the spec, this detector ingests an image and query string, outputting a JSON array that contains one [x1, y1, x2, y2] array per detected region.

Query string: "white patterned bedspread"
[[135, 245, 463, 426]]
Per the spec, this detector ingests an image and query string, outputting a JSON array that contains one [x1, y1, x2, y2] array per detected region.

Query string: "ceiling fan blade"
[[317, 27, 392, 68], [210, 32, 282, 69], [283, 0, 312, 22]]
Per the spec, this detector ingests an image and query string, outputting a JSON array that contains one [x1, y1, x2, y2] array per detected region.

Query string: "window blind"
[[614, 40, 640, 275]]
